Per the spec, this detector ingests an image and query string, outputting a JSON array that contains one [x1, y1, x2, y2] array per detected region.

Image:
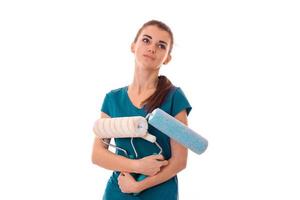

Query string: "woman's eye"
[[142, 38, 150, 43], [158, 44, 166, 49]]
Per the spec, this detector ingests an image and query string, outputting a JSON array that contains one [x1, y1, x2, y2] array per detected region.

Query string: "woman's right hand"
[[135, 154, 168, 176]]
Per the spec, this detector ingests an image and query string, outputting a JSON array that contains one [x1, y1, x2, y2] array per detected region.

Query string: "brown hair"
[[133, 20, 174, 113], [143, 75, 174, 113]]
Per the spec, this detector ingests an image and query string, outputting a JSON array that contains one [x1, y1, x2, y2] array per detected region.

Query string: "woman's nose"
[[147, 45, 156, 54]]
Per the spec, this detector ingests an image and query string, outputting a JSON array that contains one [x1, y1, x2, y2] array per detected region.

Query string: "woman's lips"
[[143, 54, 155, 60]]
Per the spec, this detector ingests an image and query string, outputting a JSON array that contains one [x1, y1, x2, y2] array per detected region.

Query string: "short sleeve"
[[100, 92, 111, 116], [171, 87, 192, 117]]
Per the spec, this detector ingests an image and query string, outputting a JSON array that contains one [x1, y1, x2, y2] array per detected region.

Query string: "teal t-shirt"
[[100, 86, 192, 200]]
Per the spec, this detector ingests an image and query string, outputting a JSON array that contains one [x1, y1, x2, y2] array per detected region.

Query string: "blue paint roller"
[[147, 108, 208, 155]]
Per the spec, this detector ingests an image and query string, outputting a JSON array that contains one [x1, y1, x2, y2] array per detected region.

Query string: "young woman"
[[92, 20, 192, 200]]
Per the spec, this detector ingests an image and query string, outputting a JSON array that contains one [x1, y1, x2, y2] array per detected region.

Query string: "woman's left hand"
[[118, 172, 141, 193]]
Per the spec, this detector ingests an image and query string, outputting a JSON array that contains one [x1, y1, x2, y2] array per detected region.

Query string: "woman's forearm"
[[138, 157, 186, 191], [92, 139, 169, 176], [92, 144, 138, 173]]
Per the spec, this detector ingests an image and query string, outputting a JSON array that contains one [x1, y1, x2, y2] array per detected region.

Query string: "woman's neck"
[[129, 67, 159, 94]]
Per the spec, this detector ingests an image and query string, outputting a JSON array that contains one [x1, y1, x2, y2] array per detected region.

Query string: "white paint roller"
[[93, 116, 156, 143]]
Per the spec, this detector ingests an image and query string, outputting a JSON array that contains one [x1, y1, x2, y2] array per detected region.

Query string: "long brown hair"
[[143, 75, 174, 112], [133, 20, 174, 113]]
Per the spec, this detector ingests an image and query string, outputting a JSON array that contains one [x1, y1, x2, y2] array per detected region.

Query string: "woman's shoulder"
[[106, 86, 128, 96], [168, 85, 185, 97]]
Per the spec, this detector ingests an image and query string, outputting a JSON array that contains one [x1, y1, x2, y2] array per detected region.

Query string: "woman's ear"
[[163, 54, 172, 65], [131, 42, 135, 53]]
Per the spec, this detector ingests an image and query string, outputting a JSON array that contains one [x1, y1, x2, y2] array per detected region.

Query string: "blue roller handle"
[[136, 174, 147, 181]]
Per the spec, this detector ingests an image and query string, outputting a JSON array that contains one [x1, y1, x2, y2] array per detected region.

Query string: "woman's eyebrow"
[[143, 34, 152, 39], [159, 40, 167, 45]]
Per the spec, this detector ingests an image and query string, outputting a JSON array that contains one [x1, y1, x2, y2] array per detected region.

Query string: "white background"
[[1, 0, 299, 199]]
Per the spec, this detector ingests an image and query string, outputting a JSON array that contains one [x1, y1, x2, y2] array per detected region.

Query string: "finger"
[[122, 172, 130, 176], [150, 171, 158, 176], [153, 154, 164, 160], [118, 172, 125, 180], [161, 160, 168, 166]]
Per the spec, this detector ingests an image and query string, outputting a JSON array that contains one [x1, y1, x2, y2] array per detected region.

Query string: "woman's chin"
[[141, 64, 160, 71], [136, 60, 160, 71]]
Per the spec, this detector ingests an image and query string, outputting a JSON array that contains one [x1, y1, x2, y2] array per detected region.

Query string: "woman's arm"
[[91, 112, 168, 175], [118, 109, 189, 193]]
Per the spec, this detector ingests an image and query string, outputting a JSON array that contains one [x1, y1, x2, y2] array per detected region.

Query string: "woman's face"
[[131, 25, 172, 70]]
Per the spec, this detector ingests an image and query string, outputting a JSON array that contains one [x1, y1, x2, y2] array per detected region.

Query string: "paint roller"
[[147, 108, 208, 155], [93, 108, 208, 161], [93, 116, 156, 143], [93, 116, 163, 157], [93, 116, 163, 191], [94, 109, 208, 155]]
